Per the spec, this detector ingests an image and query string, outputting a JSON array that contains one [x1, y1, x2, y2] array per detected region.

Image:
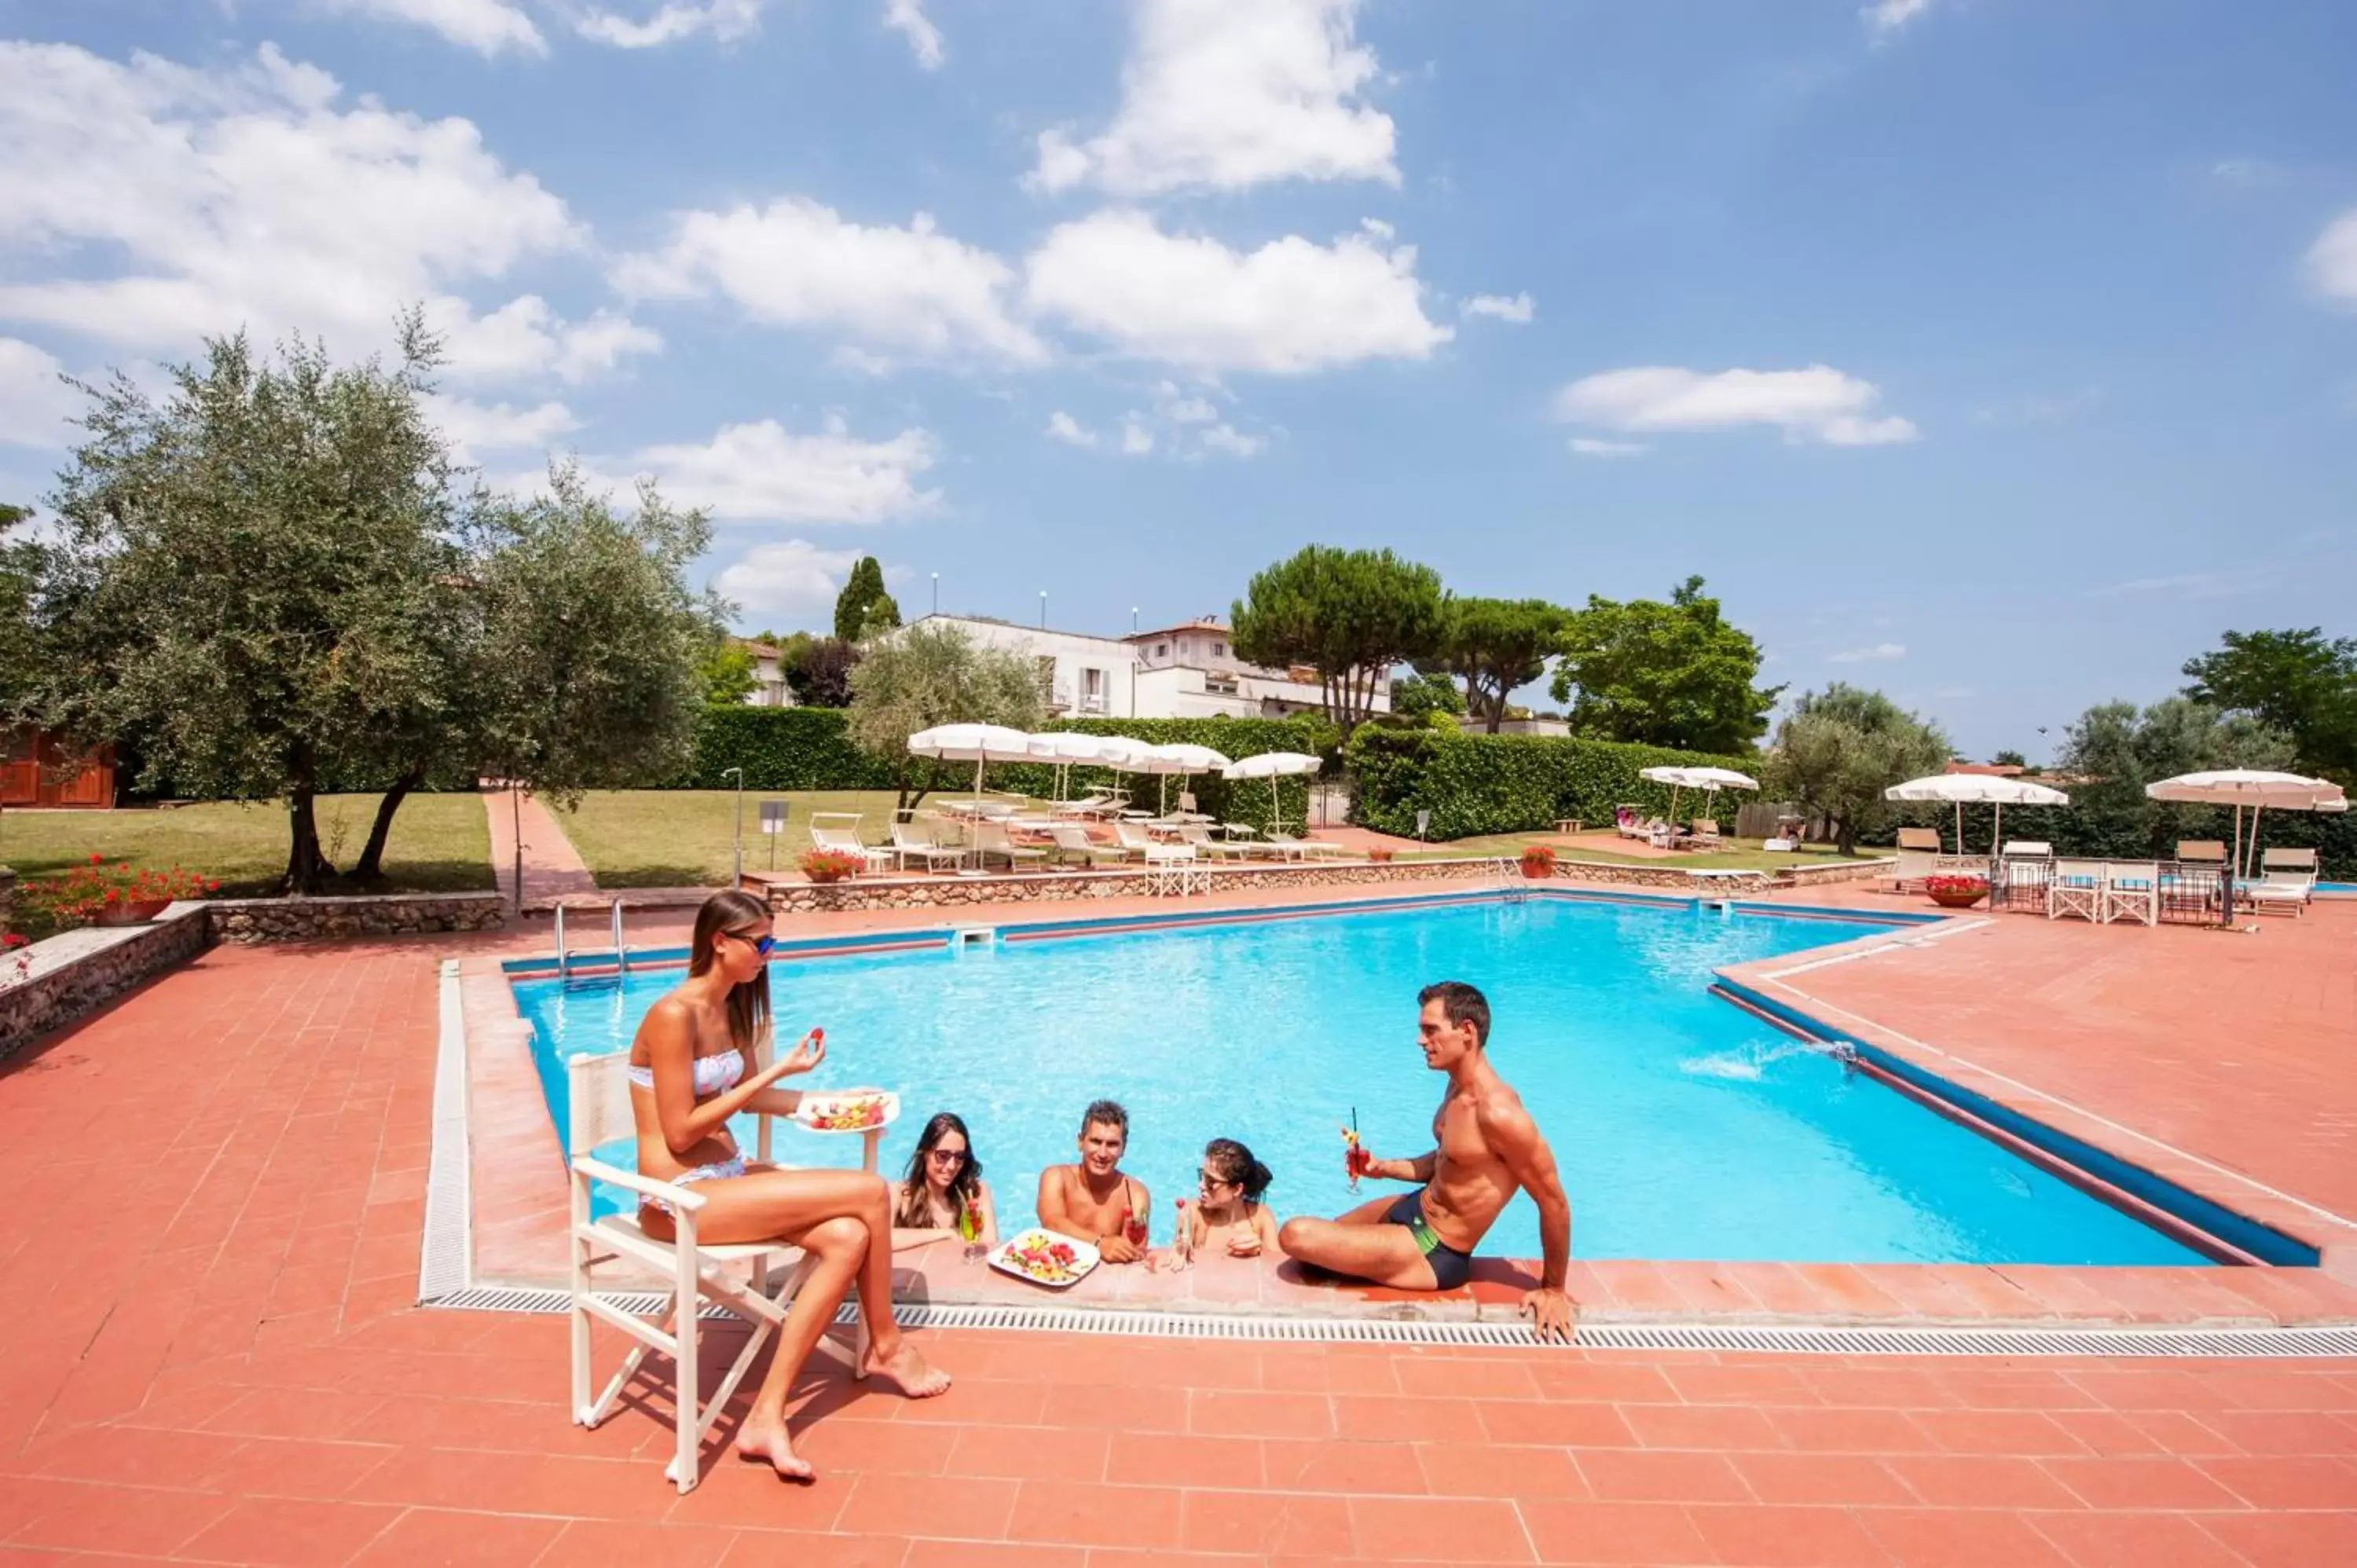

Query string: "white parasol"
[[906, 724, 1039, 813], [1221, 750, 1323, 833], [1142, 742, 1233, 815], [2145, 770, 2345, 880], [1637, 764, 1761, 828], [1026, 731, 1122, 804], [1884, 773, 2070, 855]]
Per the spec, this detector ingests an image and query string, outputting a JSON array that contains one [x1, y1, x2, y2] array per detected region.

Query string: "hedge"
[[1876, 793, 2357, 881], [683, 705, 895, 790], [680, 708, 1332, 834], [1344, 727, 1758, 841]]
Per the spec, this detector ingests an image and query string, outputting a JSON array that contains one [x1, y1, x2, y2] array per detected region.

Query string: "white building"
[[733, 639, 792, 707], [909, 614, 1389, 722]]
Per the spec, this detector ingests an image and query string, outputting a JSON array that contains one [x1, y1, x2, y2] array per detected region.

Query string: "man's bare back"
[[1278, 983, 1577, 1342]]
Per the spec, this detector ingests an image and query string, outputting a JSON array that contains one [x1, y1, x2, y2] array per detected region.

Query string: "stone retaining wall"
[[742, 856, 1506, 914], [1548, 855, 1894, 891], [0, 904, 211, 1061], [2, 892, 506, 1059], [207, 891, 507, 944]]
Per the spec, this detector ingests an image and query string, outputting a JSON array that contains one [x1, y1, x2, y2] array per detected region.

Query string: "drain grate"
[[422, 1287, 2357, 1358]]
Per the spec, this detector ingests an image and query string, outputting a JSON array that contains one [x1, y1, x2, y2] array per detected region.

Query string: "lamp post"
[[723, 766, 744, 885], [1039, 590, 1047, 629], [931, 572, 938, 615]]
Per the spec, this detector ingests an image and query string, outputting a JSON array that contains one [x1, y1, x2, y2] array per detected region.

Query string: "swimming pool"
[[511, 895, 2210, 1266]]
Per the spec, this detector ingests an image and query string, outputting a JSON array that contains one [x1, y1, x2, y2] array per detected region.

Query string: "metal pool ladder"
[[552, 899, 631, 984], [1492, 855, 1529, 901]]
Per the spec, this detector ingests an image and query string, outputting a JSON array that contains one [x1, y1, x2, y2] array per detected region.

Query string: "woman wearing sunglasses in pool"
[[1168, 1138, 1281, 1269], [892, 1111, 999, 1253], [627, 890, 949, 1482]]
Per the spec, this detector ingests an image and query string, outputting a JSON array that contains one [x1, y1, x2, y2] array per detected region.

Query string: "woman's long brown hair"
[[687, 889, 772, 1053], [895, 1111, 984, 1228]]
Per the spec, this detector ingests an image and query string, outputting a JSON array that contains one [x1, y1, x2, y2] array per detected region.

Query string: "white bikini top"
[[627, 1051, 746, 1097]]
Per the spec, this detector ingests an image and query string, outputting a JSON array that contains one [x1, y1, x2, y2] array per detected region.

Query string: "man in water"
[[1279, 981, 1576, 1341], [1036, 1099, 1153, 1263]]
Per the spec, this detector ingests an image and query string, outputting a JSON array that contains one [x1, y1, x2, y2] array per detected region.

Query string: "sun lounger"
[[889, 813, 965, 873], [2247, 847, 2317, 917], [808, 813, 896, 874], [1893, 826, 1946, 891], [972, 819, 1047, 871], [2176, 839, 2227, 866], [1687, 820, 1724, 850], [1110, 820, 1161, 862], [1046, 822, 1127, 867], [1266, 830, 1354, 859]]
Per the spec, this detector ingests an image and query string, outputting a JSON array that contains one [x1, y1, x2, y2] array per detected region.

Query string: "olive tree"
[[32, 323, 463, 892], [846, 621, 1043, 809], [1765, 684, 1949, 855]]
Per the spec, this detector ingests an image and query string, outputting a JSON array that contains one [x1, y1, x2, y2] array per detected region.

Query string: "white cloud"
[[1025, 0, 1396, 196], [615, 198, 1044, 365], [882, 0, 944, 69], [1830, 642, 1908, 663], [557, 415, 939, 522], [323, 0, 544, 55], [1552, 365, 1919, 447], [1568, 437, 1647, 459], [1025, 210, 1449, 374], [1461, 292, 1535, 325], [711, 539, 866, 616], [1861, 0, 1935, 38], [2307, 209, 2357, 306], [1199, 423, 1265, 458], [2209, 157, 2288, 189], [0, 42, 641, 390], [1044, 410, 1098, 449], [574, 0, 764, 48], [423, 392, 578, 466], [423, 296, 661, 383], [1120, 417, 1155, 456], [1153, 380, 1219, 423], [0, 338, 82, 449]]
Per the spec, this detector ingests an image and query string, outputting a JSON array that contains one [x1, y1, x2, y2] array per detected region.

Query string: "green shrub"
[[681, 708, 1335, 834], [1344, 727, 1757, 840], [684, 706, 896, 790]]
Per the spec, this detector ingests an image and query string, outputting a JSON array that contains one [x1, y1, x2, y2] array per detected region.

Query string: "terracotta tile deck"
[[2, 885, 2355, 1562]]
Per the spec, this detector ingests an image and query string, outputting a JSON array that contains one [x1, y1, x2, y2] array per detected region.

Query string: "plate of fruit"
[[988, 1228, 1099, 1289], [792, 1090, 899, 1134]]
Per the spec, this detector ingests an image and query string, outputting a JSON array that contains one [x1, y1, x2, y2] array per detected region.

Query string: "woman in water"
[[629, 890, 948, 1481], [1172, 1138, 1281, 1266], [892, 1112, 999, 1250]]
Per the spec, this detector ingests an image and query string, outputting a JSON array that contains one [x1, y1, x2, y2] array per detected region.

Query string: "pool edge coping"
[[430, 886, 2357, 1333]]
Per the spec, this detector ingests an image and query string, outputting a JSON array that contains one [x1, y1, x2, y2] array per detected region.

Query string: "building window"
[[1214, 641, 1226, 658], [1082, 667, 1105, 711], [1155, 642, 1168, 658]]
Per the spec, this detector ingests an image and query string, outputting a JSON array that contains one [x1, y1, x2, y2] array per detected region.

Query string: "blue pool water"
[[512, 897, 2205, 1266]]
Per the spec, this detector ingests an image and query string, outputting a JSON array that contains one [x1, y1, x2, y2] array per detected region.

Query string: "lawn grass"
[[0, 792, 495, 896], [1405, 829, 1864, 873], [556, 789, 942, 887]]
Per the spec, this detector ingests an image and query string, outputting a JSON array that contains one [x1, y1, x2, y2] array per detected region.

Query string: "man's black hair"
[[1417, 980, 1490, 1047], [1081, 1097, 1130, 1138]]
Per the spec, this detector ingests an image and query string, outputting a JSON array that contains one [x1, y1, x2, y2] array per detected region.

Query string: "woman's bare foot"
[[734, 1416, 816, 1481], [860, 1338, 951, 1397]]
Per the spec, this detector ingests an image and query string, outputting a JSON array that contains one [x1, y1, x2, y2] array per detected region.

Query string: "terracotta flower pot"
[[1926, 887, 1987, 910]]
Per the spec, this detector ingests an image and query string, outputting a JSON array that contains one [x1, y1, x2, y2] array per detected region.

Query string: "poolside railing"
[[1985, 856, 2234, 927]]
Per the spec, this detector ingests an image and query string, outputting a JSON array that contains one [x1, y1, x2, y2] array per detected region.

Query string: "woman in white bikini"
[[629, 890, 948, 1481]]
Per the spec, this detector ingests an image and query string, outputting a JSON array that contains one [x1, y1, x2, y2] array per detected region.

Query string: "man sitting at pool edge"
[[1278, 981, 1577, 1342], [1036, 1098, 1152, 1263]]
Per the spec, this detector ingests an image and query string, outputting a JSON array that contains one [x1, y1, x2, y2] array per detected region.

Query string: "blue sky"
[[2, 0, 2352, 760]]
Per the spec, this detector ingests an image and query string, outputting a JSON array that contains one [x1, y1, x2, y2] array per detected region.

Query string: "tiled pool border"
[[441, 882, 2357, 1331]]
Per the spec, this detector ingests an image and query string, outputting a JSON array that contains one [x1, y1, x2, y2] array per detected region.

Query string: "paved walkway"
[[3, 892, 2355, 1563], [482, 786, 599, 908]]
